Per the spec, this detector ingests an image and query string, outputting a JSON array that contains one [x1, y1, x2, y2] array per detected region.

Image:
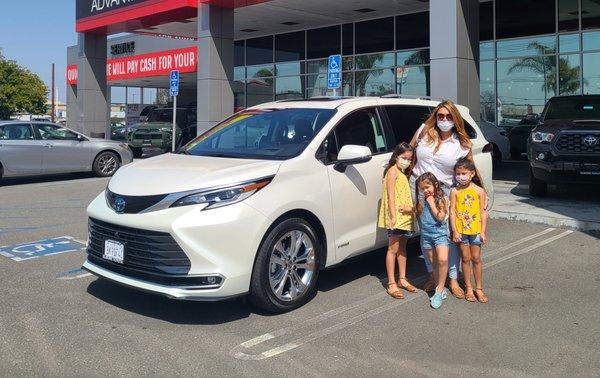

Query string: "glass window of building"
[[497, 57, 556, 127], [111, 87, 126, 104], [275, 31, 305, 62], [234, 40, 245, 67], [342, 72, 353, 96], [480, 41, 494, 60], [355, 17, 394, 54], [497, 35, 556, 59], [127, 87, 141, 104], [396, 12, 429, 50], [480, 1, 494, 41], [559, 34, 580, 53], [559, 0, 580, 32], [355, 52, 395, 70], [247, 64, 274, 78], [396, 66, 429, 97], [246, 36, 273, 66], [559, 54, 581, 95], [342, 23, 353, 56], [276, 62, 304, 76], [306, 74, 328, 98], [355, 69, 395, 96], [307, 25, 340, 59], [583, 52, 600, 94], [480, 61, 495, 124], [582, 0, 600, 30], [233, 67, 246, 110], [307, 59, 328, 75], [396, 49, 429, 66], [142, 88, 157, 104], [496, 0, 555, 39], [246, 77, 274, 107], [583, 30, 600, 51], [275, 76, 305, 100]]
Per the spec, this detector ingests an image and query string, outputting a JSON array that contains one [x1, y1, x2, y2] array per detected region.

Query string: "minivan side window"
[[330, 108, 387, 160], [384, 105, 431, 144], [0, 124, 34, 140]]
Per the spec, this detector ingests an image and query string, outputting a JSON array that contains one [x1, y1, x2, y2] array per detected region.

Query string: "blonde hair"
[[422, 100, 471, 153]]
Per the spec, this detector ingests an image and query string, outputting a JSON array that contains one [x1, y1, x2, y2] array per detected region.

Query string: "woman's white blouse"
[[412, 124, 470, 187]]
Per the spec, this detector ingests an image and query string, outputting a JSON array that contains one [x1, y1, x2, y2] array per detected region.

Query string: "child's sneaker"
[[430, 292, 443, 309], [441, 288, 448, 300]]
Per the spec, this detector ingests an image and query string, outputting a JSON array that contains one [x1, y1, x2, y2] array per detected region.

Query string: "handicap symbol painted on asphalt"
[[0, 236, 86, 262]]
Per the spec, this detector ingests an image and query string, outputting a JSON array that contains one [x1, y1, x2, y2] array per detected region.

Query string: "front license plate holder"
[[103, 239, 124, 264], [581, 163, 600, 175]]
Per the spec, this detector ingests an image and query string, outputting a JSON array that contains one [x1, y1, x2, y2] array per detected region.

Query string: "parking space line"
[[231, 227, 569, 361]]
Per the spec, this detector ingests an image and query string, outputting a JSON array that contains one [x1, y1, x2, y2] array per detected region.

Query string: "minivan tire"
[[529, 167, 548, 196], [93, 151, 121, 177], [249, 218, 321, 313]]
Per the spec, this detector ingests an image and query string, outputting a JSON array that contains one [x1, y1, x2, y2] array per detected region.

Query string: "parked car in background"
[[0, 121, 132, 181], [528, 95, 600, 196], [83, 97, 494, 313], [480, 120, 510, 166], [128, 107, 197, 158]]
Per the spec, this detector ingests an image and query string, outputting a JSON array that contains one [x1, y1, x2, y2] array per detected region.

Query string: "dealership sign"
[[76, 0, 150, 20], [67, 47, 197, 85]]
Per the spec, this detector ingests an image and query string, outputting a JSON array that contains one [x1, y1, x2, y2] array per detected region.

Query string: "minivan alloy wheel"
[[268, 230, 316, 302]]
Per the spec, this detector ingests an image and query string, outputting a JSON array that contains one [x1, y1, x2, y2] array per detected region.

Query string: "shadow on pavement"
[[86, 279, 253, 324], [0, 172, 98, 186]]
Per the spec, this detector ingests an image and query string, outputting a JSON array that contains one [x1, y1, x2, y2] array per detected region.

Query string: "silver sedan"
[[0, 121, 133, 181]]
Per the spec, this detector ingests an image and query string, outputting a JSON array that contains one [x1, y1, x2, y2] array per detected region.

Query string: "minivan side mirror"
[[334, 145, 372, 173]]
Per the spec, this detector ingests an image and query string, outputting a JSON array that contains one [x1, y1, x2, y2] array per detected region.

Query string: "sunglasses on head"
[[436, 112, 453, 121]]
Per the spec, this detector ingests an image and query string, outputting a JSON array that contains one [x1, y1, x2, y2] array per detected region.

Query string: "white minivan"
[[84, 97, 493, 313]]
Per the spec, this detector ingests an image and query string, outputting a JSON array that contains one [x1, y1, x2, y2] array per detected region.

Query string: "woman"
[[409, 100, 475, 299]]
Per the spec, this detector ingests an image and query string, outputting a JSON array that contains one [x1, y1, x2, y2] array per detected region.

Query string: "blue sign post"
[[327, 54, 342, 95], [170, 70, 180, 152]]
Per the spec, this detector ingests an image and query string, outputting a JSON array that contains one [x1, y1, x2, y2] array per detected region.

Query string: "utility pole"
[[51, 63, 56, 123]]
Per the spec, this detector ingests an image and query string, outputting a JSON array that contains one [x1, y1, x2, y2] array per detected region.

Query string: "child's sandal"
[[397, 277, 417, 293], [474, 288, 488, 303], [465, 290, 477, 302], [386, 283, 405, 299]]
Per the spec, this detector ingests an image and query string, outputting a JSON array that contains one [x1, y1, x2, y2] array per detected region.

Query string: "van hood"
[[108, 153, 282, 196]]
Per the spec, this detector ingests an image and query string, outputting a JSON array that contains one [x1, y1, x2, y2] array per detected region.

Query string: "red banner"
[[106, 46, 197, 80], [67, 65, 79, 85], [66, 47, 198, 85]]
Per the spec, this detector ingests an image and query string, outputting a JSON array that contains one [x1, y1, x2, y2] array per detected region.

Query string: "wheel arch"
[[255, 209, 328, 270]]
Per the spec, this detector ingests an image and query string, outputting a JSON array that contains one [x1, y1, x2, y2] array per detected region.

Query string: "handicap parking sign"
[[170, 70, 180, 97], [327, 54, 341, 89], [0, 236, 86, 262]]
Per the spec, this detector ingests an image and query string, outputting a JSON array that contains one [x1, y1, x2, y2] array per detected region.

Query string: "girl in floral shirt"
[[449, 158, 488, 303]]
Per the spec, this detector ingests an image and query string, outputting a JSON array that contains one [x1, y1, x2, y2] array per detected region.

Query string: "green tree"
[[0, 54, 48, 119]]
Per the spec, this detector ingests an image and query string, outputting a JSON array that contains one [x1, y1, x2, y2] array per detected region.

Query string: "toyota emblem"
[[114, 197, 126, 213], [583, 135, 599, 147]]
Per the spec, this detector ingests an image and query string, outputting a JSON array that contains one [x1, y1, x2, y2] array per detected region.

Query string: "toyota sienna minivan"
[[84, 97, 494, 313]]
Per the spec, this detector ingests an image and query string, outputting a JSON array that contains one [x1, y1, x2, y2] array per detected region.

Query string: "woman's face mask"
[[437, 119, 455, 132]]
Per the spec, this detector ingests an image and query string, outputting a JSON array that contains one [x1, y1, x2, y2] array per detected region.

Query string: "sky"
[[0, 0, 76, 103]]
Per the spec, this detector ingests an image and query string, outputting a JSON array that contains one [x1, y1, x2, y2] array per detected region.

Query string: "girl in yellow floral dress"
[[449, 158, 488, 303], [378, 142, 417, 299]]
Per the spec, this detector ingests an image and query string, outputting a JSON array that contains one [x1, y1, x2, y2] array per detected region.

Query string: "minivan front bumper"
[[84, 191, 270, 300]]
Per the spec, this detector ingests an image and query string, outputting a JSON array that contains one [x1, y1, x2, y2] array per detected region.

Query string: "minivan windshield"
[[543, 96, 600, 121], [183, 108, 336, 160]]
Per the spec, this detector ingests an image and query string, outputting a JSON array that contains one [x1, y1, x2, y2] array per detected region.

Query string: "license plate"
[[581, 163, 600, 175], [103, 240, 124, 264], [142, 139, 152, 146]]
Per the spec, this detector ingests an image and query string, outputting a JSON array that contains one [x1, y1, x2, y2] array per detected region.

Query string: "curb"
[[489, 209, 600, 233]]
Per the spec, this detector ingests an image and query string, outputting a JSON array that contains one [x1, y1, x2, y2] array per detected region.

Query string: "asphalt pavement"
[[1, 174, 599, 377]]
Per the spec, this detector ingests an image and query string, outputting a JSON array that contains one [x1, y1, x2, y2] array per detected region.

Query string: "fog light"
[[537, 152, 546, 160], [206, 276, 218, 285]]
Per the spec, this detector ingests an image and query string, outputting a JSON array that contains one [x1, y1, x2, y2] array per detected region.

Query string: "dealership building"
[[67, 0, 600, 137]]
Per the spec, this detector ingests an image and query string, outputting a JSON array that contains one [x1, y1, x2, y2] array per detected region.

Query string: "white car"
[[479, 120, 510, 165], [83, 97, 494, 313]]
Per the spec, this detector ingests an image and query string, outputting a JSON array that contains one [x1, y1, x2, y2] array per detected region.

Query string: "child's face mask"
[[455, 173, 471, 185], [396, 158, 411, 171]]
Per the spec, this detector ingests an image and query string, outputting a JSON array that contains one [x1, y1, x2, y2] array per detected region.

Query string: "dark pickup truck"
[[528, 95, 600, 196]]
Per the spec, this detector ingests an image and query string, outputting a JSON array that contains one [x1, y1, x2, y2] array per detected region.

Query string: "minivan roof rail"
[[276, 96, 354, 103], [380, 94, 432, 100]]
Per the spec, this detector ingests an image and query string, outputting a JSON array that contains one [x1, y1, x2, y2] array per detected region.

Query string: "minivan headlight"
[[532, 131, 555, 143], [170, 177, 272, 209]]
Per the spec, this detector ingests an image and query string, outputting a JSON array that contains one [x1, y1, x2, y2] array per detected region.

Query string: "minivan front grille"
[[87, 218, 191, 278], [555, 132, 600, 154]]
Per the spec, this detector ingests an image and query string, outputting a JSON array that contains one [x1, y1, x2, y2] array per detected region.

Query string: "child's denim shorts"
[[460, 234, 481, 246], [387, 229, 415, 238], [420, 233, 450, 250]]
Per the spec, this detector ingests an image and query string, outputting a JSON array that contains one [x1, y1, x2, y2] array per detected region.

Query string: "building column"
[[76, 33, 109, 137], [197, 3, 234, 135], [429, 0, 480, 123]]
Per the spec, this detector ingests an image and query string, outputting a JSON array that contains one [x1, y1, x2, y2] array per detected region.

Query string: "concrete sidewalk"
[[490, 179, 600, 232]]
